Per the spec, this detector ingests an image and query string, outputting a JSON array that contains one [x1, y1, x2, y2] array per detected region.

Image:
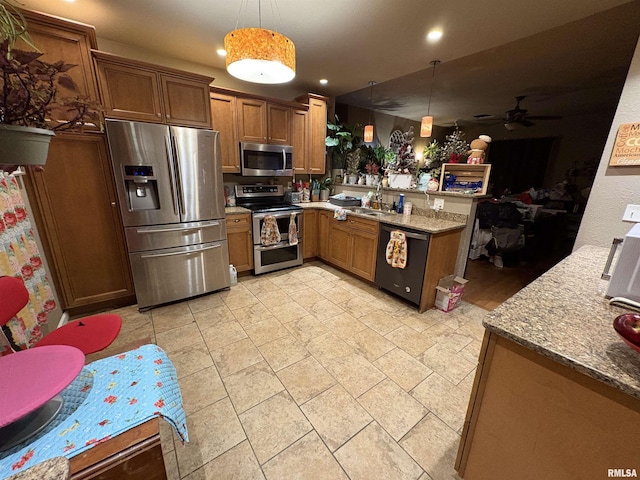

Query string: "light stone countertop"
[[224, 206, 251, 215], [225, 202, 466, 234], [483, 244, 640, 400]]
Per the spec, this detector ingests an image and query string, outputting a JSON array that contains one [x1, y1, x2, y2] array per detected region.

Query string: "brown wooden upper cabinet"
[[296, 94, 328, 174], [292, 108, 309, 175], [19, 10, 99, 125], [210, 92, 240, 173], [93, 51, 213, 128], [237, 98, 291, 144]]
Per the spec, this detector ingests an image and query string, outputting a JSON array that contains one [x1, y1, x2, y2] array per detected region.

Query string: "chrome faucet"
[[374, 182, 383, 209]]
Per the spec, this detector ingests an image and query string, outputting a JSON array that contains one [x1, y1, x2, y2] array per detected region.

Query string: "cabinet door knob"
[[166, 114, 171, 119], [234, 219, 240, 223], [110, 202, 116, 206], [157, 113, 161, 117]]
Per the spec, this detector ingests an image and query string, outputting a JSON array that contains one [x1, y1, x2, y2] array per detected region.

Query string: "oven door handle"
[[254, 211, 300, 220], [255, 242, 294, 251]]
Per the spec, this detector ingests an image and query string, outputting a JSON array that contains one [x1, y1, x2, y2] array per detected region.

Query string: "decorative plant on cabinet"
[[0, 2, 101, 173]]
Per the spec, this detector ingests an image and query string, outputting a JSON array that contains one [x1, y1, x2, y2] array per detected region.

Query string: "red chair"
[[0, 276, 122, 355]]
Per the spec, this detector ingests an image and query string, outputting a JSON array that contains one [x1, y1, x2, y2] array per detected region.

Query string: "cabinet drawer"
[[226, 214, 251, 229], [342, 215, 379, 234]]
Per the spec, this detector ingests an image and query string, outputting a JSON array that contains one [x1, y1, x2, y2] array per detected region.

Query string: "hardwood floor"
[[463, 254, 564, 311]]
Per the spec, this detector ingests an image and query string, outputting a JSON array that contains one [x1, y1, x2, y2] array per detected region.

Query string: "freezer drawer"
[[129, 240, 230, 309], [375, 224, 430, 305], [125, 220, 226, 252]]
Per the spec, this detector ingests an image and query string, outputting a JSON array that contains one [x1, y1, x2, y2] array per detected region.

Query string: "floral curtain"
[[0, 173, 56, 355]]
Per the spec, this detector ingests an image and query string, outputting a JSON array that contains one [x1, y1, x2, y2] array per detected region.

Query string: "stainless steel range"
[[235, 184, 303, 275]]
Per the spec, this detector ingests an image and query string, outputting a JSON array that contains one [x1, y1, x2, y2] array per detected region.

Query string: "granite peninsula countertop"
[[484, 244, 640, 400], [225, 202, 467, 235]]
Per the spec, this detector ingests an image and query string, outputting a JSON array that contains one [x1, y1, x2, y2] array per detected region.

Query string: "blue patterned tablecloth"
[[0, 344, 187, 477]]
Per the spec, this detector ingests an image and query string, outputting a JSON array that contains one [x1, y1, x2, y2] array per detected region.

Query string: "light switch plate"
[[622, 204, 640, 222], [433, 198, 445, 210]]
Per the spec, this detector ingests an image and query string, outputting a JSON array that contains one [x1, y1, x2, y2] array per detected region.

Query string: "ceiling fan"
[[475, 95, 563, 130]]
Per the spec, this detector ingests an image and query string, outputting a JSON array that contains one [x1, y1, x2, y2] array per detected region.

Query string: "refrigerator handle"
[[171, 134, 187, 216], [164, 136, 179, 216]]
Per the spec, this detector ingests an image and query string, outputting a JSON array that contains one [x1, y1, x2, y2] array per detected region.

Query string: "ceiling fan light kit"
[[420, 60, 440, 138]]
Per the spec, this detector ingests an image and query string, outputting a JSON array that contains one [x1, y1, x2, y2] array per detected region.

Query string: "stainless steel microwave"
[[240, 142, 293, 177]]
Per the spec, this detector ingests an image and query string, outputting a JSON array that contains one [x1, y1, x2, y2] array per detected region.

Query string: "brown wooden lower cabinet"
[[327, 215, 378, 282], [226, 213, 253, 272], [302, 209, 318, 259], [317, 210, 330, 260], [456, 332, 640, 479], [70, 417, 165, 480], [24, 132, 135, 315]]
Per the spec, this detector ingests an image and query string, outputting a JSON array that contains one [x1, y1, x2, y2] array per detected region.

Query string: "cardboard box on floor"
[[435, 275, 468, 312]]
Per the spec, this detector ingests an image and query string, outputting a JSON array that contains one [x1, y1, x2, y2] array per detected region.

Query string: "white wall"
[[575, 35, 640, 249]]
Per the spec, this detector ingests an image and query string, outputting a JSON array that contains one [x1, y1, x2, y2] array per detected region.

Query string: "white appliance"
[[605, 223, 640, 302]]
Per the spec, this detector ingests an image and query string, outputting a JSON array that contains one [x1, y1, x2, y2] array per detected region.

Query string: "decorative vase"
[[0, 125, 55, 167], [388, 173, 413, 189], [332, 168, 344, 185], [357, 176, 365, 185], [320, 189, 330, 201], [366, 174, 379, 186], [348, 174, 358, 184]]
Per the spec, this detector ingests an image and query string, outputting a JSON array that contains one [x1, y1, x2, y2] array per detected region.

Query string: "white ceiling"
[[19, 0, 640, 127]]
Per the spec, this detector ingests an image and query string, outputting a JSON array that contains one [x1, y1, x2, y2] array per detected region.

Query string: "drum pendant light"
[[420, 60, 440, 138], [224, 0, 296, 84], [364, 81, 376, 143]]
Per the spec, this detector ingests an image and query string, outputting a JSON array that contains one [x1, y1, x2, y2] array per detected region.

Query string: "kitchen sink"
[[348, 208, 394, 217]]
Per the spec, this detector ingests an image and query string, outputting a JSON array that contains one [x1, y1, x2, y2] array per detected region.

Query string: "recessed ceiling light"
[[319, 79, 328, 85], [216, 48, 227, 56], [63, 0, 76, 3], [427, 30, 443, 42]]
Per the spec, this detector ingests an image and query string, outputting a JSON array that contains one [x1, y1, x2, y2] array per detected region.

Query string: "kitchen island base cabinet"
[[226, 214, 253, 273], [456, 332, 640, 480]]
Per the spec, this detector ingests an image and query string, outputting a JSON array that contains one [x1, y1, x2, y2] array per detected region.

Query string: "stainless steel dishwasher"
[[375, 223, 430, 305]]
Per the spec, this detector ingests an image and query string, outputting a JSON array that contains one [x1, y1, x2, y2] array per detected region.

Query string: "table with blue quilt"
[[0, 344, 188, 479]]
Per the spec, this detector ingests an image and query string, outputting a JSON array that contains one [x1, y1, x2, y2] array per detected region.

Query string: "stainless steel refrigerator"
[[105, 119, 230, 310]]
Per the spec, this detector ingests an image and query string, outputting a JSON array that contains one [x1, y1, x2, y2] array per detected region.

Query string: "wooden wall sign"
[[609, 122, 640, 166]]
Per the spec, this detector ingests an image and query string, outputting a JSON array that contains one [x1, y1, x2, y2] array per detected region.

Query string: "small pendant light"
[[420, 60, 440, 138], [364, 81, 376, 143]]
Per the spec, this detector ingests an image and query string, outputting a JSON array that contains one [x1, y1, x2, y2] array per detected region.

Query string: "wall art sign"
[[609, 122, 640, 166]]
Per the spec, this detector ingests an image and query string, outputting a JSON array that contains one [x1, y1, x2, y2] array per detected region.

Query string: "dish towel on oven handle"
[[260, 215, 281, 246], [386, 230, 407, 269], [288, 212, 298, 246]]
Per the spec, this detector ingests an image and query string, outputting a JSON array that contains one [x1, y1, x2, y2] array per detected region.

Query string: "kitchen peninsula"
[[456, 245, 640, 479]]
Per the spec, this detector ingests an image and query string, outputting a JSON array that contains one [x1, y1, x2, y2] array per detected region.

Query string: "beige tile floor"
[[105, 261, 489, 480]]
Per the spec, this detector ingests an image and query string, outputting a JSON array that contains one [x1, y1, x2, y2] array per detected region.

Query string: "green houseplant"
[[0, 1, 101, 173], [325, 116, 363, 170]]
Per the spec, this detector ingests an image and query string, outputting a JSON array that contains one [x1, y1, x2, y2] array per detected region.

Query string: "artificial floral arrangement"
[[422, 139, 443, 179], [365, 160, 380, 175], [385, 126, 416, 174], [438, 127, 469, 164]]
